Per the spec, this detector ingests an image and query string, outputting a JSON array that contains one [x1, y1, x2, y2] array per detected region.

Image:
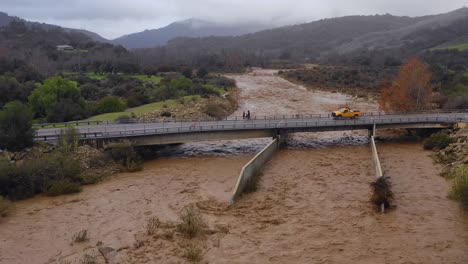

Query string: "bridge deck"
[[35, 112, 468, 144]]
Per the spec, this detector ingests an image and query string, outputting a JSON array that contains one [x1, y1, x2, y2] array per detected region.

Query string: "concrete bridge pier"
[[276, 132, 289, 146]]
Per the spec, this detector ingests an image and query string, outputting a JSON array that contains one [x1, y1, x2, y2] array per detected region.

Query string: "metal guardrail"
[[35, 114, 468, 141], [33, 109, 468, 127]]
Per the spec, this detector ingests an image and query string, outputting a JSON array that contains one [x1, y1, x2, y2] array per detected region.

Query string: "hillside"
[[112, 18, 272, 49], [142, 8, 468, 68], [0, 12, 108, 43]]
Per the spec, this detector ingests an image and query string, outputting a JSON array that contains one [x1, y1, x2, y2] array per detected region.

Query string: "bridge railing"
[[34, 109, 468, 128], [35, 114, 467, 141]]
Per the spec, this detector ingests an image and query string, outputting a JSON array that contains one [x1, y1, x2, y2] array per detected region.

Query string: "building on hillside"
[[56, 45, 74, 51]]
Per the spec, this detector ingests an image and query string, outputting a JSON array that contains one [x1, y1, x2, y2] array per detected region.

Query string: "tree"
[[379, 58, 434, 112], [196, 68, 209, 79], [0, 76, 20, 107], [46, 99, 86, 122], [0, 101, 35, 151], [93, 96, 126, 114], [182, 67, 193, 79], [28, 77, 83, 118]]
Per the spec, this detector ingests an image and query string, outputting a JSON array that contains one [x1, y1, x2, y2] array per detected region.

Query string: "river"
[[0, 69, 467, 264]]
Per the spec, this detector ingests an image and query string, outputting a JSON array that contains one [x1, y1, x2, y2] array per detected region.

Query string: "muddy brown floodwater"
[[1, 68, 467, 264]]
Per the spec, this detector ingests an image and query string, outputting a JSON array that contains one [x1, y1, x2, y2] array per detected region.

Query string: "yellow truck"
[[331, 107, 363, 119]]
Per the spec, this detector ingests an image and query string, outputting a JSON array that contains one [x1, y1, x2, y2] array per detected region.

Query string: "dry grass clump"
[[370, 176, 394, 210], [133, 237, 145, 249], [72, 229, 90, 243], [146, 217, 161, 236], [182, 243, 203, 262], [79, 253, 97, 264], [177, 206, 208, 238]]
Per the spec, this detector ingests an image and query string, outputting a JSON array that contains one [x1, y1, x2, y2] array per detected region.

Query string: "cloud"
[[1, 0, 467, 39]]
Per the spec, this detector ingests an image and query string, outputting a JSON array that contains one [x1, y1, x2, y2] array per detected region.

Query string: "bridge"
[[35, 111, 468, 145], [34, 110, 468, 204]]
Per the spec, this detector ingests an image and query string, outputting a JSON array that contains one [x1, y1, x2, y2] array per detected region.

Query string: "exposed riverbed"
[[0, 69, 467, 264]]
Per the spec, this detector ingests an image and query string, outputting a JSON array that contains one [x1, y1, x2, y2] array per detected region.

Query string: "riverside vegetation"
[[0, 127, 147, 207], [425, 129, 468, 209]]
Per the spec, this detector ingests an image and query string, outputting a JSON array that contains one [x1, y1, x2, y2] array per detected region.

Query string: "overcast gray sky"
[[1, 0, 467, 39]]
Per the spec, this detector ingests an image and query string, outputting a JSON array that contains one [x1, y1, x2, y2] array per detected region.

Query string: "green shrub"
[[161, 110, 172, 117], [444, 165, 468, 179], [59, 127, 80, 152], [93, 96, 126, 114], [204, 101, 225, 118], [46, 179, 82, 196], [177, 206, 207, 238], [423, 132, 454, 150], [0, 152, 81, 200], [107, 142, 142, 172], [0, 196, 12, 217], [0, 101, 35, 151]]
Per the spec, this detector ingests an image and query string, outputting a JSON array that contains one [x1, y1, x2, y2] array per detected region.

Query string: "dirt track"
[[0, 68, 467, 264]]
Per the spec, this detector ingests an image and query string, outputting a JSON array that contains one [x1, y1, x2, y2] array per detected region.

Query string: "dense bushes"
[[0, 196, 12, 217], [423, 132, 454, 150], [93, 96, 126, 114], [29, 76, 85, 119], [107, 142, 143, 172], [46, 179, 82, 197], [0, 101, 35, 151], [0, 152, 81, 200]]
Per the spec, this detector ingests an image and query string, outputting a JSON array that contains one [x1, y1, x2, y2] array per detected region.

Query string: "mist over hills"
[[112, 18, 273, 48], [143, 7, 468, 66], [2, 7, 468, 67]]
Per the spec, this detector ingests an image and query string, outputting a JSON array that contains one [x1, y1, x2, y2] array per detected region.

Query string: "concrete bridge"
[[35, 111, 468, 145], [35, 111, 468, 204]]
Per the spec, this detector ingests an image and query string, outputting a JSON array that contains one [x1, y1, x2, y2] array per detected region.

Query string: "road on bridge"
[[35, 111, 468, 142]]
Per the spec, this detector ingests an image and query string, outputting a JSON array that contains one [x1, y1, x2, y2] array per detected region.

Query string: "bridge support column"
[[276, 133, 289, 147]]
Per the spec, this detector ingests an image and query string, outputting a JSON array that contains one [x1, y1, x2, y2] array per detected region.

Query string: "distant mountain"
[[0, 11, 109, 43], [112, 18, 273, 49], [145, 8, 468, 67]]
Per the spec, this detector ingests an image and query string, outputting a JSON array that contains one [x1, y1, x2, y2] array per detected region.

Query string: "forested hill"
[[0, 19, 132, 78], [0, 12, 108, 42], [140, 8, 468, 68]]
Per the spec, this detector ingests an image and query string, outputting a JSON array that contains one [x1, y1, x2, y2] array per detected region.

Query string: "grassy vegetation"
[[423, 132, 454, 150], [450, 168, 468, 209], [46, 179, 82, 196], [146, 217, 161, 236], [87, 73, 162, 83], [87, 95, 201, 121], [446, 43, 468, 51], [177, 206, 208, 238], [182, 243, 203, 262]]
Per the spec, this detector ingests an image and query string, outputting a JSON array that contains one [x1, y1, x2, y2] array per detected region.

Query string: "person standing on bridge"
[[243, 111, 246, 120], [247, 110, 251, 120]]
